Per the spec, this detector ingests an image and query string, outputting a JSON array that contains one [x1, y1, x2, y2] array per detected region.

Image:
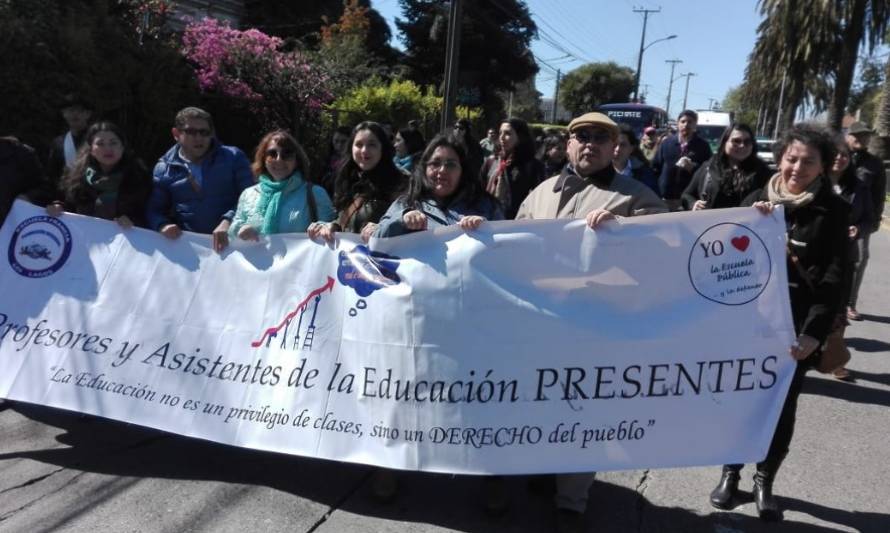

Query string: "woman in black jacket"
[[46, 122, 151, 228], [682, 123, 771, 210], [481, 117, 545, 219], [708, 125, 849, 521], [309, 121, 406, 243]]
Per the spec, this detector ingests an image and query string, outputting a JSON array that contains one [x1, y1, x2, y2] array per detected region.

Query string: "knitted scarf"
[[257, 172, 300, 235], [766, 172, 821, 212]]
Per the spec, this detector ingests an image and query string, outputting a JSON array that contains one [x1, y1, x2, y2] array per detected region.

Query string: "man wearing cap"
[[652, 110, 712, 210], [844, 121, 886, 320], [640, 126, 658, 162], [515, 112, 666, 532], [46, 94, 93, 188]]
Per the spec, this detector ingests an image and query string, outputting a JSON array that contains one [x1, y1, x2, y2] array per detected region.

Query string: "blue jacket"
[[146, 141, 254, 233], [375, 195, 504, 238], [652, 134, 712, 200], [228, 172, 335, 236]]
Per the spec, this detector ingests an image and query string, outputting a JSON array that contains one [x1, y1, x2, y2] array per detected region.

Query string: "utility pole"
[[773, 72, 787, 139], [551, 69, 562, 123], [632, 7, 661, 102], [440, 0, 463, 133], [664, 59, 682, 117], [681, 72, 696, 111]]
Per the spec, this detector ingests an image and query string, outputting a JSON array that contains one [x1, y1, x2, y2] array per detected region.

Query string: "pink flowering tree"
[[181, 18, 332, 131]]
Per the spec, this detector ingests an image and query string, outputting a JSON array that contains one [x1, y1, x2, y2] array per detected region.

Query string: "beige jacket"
[[515, 165, 668, 220]]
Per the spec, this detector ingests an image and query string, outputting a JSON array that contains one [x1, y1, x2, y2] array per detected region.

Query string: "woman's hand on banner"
[[790, 334, 819, 360], [458, 215, 485, 231], [402, 211, 427, 231]]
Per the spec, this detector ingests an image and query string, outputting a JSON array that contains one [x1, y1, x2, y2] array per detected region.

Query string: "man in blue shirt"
[[146, 107, 253, 252], [652, 110, 712, 210]]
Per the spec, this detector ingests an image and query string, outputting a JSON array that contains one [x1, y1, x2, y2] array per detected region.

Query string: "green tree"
[[396, 0, 538, 122], [722, 85, 758, 127], [0, 0, 197, 159], [331, 79, 442, 127], [499, 76, 543, 122], [558, 62, 635, 117], [745, 0, 889, 131]]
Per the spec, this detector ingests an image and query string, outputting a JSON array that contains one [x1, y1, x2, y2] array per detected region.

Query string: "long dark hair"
[[63, 121, 140, 192], [716, 123, 761, 171], [499, 117, 536, 163], [333, 121, 403, 211], [404, 134, 491, 209]]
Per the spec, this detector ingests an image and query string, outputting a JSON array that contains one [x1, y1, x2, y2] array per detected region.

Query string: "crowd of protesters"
[[0, 95, 887, 533]]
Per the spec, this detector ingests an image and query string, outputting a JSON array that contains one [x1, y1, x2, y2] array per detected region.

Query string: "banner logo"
[[687, 222, 771, 305], [337, 245, 401, 297], [8, 216, 72, 278]]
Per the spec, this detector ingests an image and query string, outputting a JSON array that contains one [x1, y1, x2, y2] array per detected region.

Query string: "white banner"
[[0, 200, 795, 475]]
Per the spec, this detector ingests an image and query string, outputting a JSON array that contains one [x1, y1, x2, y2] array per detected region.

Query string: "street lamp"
[[632, 34, 677, 102]]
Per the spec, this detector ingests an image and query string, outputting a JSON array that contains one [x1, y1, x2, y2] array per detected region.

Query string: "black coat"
[[743, 178, 849, 343], [481, 155, 545, 219], [850, 150, 886, 233], [61, 160, 153, 228], [681, 156, 771, 210]]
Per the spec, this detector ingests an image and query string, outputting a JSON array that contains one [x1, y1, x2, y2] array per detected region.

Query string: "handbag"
[[787, 243, 851, 373]]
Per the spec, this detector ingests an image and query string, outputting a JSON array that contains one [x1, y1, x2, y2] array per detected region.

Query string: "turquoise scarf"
[[257, 172, 301, 234]]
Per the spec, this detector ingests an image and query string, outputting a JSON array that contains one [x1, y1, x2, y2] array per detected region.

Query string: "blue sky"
[[373, 0, 762, 114]]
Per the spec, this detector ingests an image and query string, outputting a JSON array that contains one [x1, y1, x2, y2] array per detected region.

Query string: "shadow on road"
[[802, 374, 890, 407], [4, 403, 886, 532], [858, 313, 890, 324], [845, 336, 890, 353]]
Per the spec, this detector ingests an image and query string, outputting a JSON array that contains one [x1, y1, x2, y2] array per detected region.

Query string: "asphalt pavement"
[[2, 228, 889, 533]]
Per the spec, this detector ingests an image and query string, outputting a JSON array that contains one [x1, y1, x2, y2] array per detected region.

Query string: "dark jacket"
[[616, 157, 659, 194], [481, 155, 545, 219], [0, 138, 50, 226], [833, 166, 872, 236], [849, 150, 886, 233], [336, 166, 406, 233], [375, 195, 504, 238], [652, 133, 712, 199], [60, 160, 153, 228], [743, 178, 849, 343], [682, 155, 771, 210], [146, 141, 253, 233]]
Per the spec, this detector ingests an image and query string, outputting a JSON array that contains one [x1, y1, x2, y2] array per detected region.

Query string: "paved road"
[[2, 229, 889, 533]]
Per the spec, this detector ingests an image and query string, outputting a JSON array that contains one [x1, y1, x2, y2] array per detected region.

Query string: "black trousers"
[[727, 360, 809, 476]]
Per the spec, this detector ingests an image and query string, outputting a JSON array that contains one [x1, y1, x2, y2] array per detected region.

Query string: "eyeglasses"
[[181, 128, 212, 137], [453, 125, 467, 131], [571, 130, 612, 145], [426, 159, 460, 171], [265, 148, 296, 160], [729, 138, 753, 147]]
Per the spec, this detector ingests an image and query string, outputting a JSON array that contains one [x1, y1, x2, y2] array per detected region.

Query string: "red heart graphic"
[[731, 235, 750, 252]]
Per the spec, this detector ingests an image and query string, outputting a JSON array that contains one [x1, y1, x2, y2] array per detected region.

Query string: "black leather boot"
[[709, 465, 741, 510], [753, 469, 780, 521]]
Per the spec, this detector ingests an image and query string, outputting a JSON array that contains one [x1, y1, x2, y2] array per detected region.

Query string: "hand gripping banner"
[[0, 200, 796, 475]]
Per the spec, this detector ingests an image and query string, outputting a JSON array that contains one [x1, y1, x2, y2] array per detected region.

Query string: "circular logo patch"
[[687, 222, 771, 306], [8, 216, 73, 278]]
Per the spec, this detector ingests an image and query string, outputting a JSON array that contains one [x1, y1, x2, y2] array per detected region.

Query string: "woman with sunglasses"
[[375, 133, 503, 238], [229, 130, 334, 240], [46, 121, 151, 228], [681, 123, 771, 210]]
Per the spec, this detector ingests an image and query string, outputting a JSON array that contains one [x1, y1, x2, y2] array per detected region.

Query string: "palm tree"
[[747, 0, 889, 131]]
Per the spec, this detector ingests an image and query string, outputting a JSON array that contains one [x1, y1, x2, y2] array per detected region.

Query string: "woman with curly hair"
[[46, 121, 151, 228]]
